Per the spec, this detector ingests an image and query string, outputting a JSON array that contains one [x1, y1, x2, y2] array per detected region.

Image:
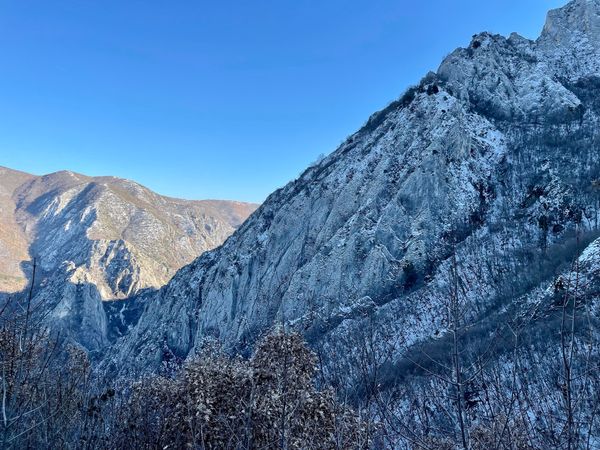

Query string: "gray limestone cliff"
[[103, 1, 600, 385]]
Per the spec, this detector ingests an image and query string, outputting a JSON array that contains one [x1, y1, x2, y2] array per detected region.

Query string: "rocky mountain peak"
[[541, 0, 600, 43], [537, 0, 600, 78]]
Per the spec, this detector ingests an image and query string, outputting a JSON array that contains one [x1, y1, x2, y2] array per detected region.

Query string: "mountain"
[[0, 167, 35, 293], [102, 0, 600, 394], [0, 166, 258, 349]]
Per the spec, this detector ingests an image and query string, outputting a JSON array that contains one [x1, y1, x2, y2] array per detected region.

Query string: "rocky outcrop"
[[538, 0, 600, 79]]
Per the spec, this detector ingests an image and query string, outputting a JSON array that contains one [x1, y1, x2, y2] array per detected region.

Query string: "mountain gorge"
[[3, 0, 600, 447], [0, 166, 257, 348]]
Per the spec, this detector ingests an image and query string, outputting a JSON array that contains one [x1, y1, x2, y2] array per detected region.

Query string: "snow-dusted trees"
[[346, 231, 600, 449]]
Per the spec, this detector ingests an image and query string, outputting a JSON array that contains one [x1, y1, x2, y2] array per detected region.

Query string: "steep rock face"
[[106, 0, 600, 383], [33, 262, 109, 351], [0, 167, 257, 348], [538, 0, 600, 79]]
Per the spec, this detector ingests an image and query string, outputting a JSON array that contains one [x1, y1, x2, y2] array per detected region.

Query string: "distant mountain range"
[[0, 166, 257, 347]]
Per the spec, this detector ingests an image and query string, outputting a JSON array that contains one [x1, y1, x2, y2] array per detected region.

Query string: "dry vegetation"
[[0, 278, 372, 450]]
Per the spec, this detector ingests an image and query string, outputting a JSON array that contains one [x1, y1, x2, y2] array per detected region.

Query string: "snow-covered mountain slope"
[[0, 166, 257, 349], [103, 0, 600, 376]]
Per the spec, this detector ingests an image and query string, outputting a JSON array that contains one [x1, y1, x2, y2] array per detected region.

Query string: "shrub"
[[107, 331, 373, 449]]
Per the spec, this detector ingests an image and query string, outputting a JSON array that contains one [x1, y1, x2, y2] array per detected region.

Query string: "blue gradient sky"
[[0, 0, 565, 203]]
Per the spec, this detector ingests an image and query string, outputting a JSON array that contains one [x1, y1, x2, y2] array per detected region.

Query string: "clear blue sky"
[[0, 0, 565, 203]]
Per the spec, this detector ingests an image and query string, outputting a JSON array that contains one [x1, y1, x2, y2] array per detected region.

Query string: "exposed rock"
[[0, 167, 258, 348], [102, 1, 600, 388]]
